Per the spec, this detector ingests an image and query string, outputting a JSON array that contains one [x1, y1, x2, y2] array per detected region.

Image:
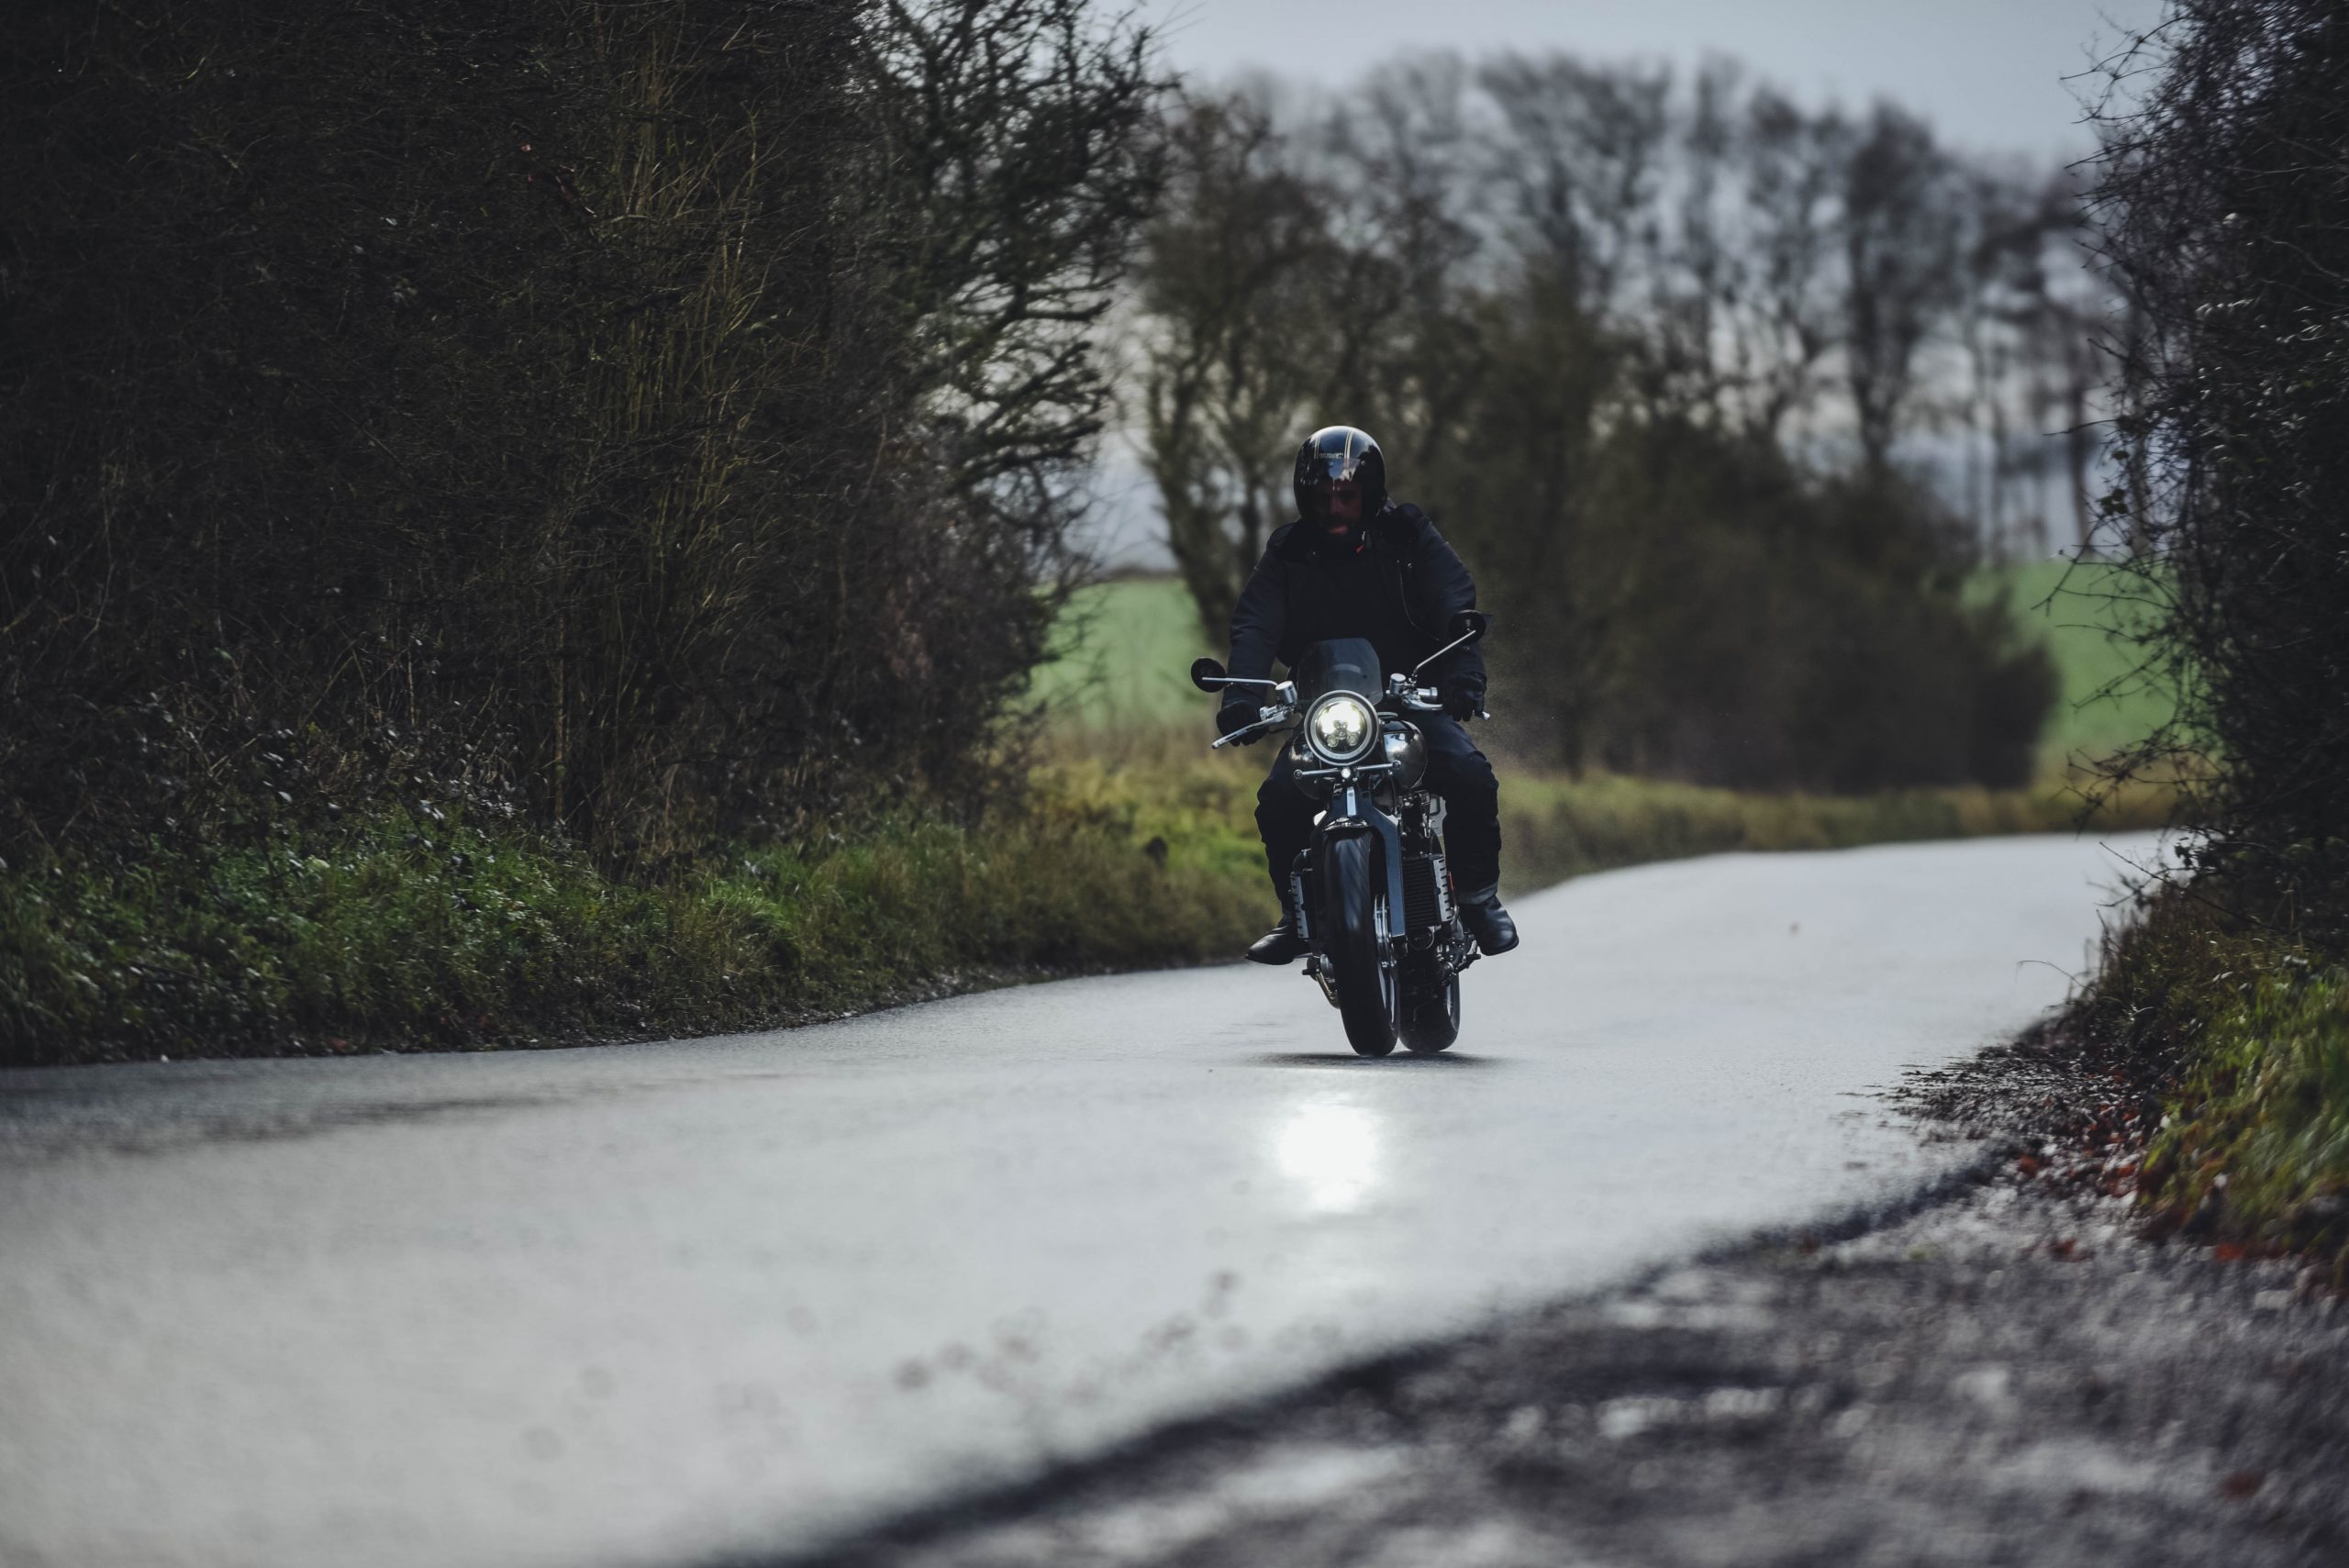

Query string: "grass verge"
[[1499, 767, 2168, 885], [1, 733, 2175, 1069], [0, 789, 1264, 1069], [2073, 887, 2349, 1277]]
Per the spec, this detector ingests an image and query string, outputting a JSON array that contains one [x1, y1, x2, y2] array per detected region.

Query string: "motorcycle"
[[1188, 610, 1492, 1058]]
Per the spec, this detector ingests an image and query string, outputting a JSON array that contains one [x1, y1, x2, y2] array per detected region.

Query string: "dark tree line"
[[0, 0, 1160, 866], [1136, 59, 2091, 790], [2090, 1, 2349, 896]]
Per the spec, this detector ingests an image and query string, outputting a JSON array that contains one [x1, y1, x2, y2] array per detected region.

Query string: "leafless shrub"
[[2086, 1, 2349, 901]]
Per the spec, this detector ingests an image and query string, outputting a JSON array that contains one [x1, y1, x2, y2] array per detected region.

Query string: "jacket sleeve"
[[1415, 520, 1487, 689], [1224, 535, 1289, 699]]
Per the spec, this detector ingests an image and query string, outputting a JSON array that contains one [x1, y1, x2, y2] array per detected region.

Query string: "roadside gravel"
[[785, 1033, 2349, 1568]]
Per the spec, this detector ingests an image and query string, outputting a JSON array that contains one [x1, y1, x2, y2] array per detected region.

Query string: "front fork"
[[1295, 795, 1475, 1005], [1293, 782, 1408, 1003]]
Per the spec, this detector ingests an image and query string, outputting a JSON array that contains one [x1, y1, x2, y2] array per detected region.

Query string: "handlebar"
[[1208, 685, 1489, 748], [1386, 678, 1488, 720], [1392, 685, 1443, 715]]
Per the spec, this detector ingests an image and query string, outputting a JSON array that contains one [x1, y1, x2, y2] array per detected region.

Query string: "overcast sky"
[[1144, 0, 2171, 165]]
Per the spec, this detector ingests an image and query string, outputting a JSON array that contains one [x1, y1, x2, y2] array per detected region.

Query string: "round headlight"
[[1307, 694, 1375, 761]]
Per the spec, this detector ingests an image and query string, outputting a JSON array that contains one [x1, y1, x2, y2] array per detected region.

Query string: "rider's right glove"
[[1216, 700, 1263, 744], [1441, 673, 1486, 721]]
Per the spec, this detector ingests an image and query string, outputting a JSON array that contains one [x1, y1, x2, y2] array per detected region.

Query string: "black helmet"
[[1292, 426, 1386, 522]]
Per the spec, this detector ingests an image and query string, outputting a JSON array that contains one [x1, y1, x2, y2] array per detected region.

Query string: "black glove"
[[1216, 701, 1264, 743], [1441, 674, 1486, 721]]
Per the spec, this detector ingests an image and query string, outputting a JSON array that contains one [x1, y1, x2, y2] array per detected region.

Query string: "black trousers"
[[1255, 715, 1503, 901]]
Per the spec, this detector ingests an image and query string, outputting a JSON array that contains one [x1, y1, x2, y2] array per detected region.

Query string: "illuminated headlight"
[[1306, 694, 1376, 761]]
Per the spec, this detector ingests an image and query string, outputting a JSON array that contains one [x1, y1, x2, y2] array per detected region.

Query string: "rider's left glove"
[[1441, 674, 1486, 721], [1216, 700, 1264, 743]]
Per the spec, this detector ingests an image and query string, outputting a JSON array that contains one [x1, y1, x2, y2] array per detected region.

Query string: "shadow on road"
[[1247, 1052, 1502, 1070]]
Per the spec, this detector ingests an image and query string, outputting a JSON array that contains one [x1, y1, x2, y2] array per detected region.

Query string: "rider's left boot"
[[1246, 900, 1309, 965], [1458, 884, 1519, 954]]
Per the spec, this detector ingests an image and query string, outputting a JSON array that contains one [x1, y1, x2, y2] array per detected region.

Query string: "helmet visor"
[[1304, 430, 1373, 485]]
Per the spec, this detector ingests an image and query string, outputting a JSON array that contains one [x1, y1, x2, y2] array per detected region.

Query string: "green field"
[[1977, 560, 2178, 771], [1029, 578, 1221, 730], [1039, 565, 2178, 771]]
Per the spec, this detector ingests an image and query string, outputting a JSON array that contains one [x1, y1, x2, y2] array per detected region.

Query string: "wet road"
[[0, 835, 2154, 1568]]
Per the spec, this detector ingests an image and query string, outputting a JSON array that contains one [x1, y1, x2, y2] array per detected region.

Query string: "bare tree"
[[1137, 95, 1347, 641], [1839, 105, 1965, 478], [1129, 48, 2065, 791], [1477, 54, 1674, 317]]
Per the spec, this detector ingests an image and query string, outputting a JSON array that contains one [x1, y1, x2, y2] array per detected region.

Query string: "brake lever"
[[1404, 682, 1496, 720], [1210, 711, 1292, 750], [1396, 687, 1444, 715]]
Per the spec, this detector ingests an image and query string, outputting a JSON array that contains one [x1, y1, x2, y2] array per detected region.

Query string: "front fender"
[[1311, 795, 1407, 943]]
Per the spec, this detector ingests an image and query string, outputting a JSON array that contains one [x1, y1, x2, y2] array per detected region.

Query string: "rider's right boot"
[[1458, 884, 1520, 955], [1246, 904, 1309, 965]]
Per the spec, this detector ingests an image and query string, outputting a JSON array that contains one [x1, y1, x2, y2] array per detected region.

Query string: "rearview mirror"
[[1449, 610, 1491, 644], [1189, 657, 1228, 692]]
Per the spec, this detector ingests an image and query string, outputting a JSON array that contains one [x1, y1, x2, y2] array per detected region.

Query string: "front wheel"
[[1400, 968, 1461, 1054], [1320, 833, 1397, 1057]]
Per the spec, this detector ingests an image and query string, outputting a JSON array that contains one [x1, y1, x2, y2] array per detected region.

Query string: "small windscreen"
[[1290, 637, 1382, 704]]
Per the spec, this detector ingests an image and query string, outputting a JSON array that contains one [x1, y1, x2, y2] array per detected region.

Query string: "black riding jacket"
[[1222, 501, 1485, 707]]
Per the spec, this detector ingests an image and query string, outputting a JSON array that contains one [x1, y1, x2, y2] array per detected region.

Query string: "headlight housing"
[[1305, 693, 1377, 762], [1382, 721, 1428, 788]]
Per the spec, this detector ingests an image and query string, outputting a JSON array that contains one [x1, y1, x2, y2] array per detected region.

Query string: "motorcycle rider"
[[1219, 425, 1520, 964]]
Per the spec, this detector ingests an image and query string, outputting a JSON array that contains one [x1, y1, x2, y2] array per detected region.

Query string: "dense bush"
[[0, 0, 1160, 868], [1426, 404, 2055, 790], [2093, 0, 2349, 896]]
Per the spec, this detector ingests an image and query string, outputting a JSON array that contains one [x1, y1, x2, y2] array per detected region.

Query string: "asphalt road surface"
[[0, 834, 2158, 1568]]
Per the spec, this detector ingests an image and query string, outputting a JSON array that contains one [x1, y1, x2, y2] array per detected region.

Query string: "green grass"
[[0, 791, 1267, 1067], [2157, 963, 2349, 1264], [2081, 892, 2349, 1277]]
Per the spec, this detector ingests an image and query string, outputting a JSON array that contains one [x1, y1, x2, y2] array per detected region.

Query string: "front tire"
[[1400, 968, 1461, 1054], [1321, 834, 1397, 1057]]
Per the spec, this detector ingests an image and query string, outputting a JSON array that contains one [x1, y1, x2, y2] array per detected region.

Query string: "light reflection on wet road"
[[0, 835, 2157, 1568], [1273, 1101, 1381, 1213]]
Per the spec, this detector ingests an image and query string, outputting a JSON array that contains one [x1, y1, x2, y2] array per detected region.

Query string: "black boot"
[[1458, 884, 1519, 955], [1246, 902, 1309, 965]]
